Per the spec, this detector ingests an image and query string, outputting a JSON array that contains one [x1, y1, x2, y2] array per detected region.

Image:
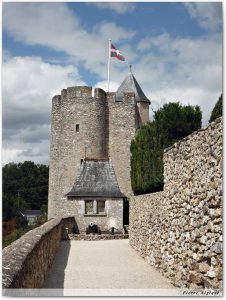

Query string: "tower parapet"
[[48, 72, 151, 219], [48, 86, 108, 219]]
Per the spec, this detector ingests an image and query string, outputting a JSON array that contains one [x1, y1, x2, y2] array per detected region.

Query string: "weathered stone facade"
[[51, 197, 123, 233], [48, 87, 108, 216], [130, 117, 223, 289], [48, 75, 150, 220], [2, 217, 76, 289], [107, 92, 137, 198]]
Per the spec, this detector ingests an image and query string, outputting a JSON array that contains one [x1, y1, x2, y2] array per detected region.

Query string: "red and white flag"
[[110, 43, 125, 61], [107, 40, 126, 92]]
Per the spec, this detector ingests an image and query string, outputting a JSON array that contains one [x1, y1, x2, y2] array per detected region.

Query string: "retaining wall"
[[2, 216, 76, 289], [130, 117, 223, 289]]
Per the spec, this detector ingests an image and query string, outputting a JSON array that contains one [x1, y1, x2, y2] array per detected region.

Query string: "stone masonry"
[[53, 197, 123, 233], [108, 92, 138, 198], [2, 217, 76, 289], [48, 72, 150, 220], [129, 117, 223, 289]]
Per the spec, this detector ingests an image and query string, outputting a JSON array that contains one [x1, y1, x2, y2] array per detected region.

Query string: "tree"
[[131, 102, 202, 195], [2, 161, 49, 221], [209, 94, 223, 123]]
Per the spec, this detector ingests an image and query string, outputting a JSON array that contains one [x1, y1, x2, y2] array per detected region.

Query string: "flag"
[[111, 43, 125, 61]]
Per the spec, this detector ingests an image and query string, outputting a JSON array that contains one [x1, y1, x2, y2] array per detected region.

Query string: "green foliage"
[[2, 214, 48, 248], [209, 94, 223, 123], [131, 102, 202, 195], [3, 227, 30, 248], [35, 213, 48, 226], [154, 102, 202, 148], [2, 161, 49, 222]]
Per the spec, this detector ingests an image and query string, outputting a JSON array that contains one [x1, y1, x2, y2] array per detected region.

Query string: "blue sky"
[[2, 2, 223, 164]]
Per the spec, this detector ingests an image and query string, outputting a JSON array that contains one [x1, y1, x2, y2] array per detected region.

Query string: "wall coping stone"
[[164, 117, 222, 154], [132, 191, 163, 199], [2, 216, 75, 288]]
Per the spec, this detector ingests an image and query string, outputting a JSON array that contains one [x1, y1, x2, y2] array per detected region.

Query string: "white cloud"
[[94, 80, 120, 93], [183, 2, 222, 31], [2, 2, 223, 165], [135, 32, 222, 125], [3, 3, 135, 79], [148, 87, 220, 125], [2, 56, 85, 165], [92, 2, 136, 14]]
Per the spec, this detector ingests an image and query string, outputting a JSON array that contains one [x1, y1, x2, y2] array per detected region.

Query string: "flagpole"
[[107, 39, 111, 92]]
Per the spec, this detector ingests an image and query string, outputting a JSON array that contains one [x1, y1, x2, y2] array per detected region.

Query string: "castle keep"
[[48, 71, 150, 232]]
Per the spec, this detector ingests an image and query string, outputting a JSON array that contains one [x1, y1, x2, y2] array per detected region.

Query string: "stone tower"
[[48, 71, 150, 219]]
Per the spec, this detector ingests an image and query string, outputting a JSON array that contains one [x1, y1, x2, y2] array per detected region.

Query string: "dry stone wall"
[[2, 217, 75, 289], [130, 117, 223, 289]]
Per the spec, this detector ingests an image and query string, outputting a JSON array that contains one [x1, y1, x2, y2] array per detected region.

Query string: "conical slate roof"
[[116, 71, 150, 103], [67, 159, 124, 198]]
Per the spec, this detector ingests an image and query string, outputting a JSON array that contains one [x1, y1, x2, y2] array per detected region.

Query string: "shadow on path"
[[43, 241, 71, 295]]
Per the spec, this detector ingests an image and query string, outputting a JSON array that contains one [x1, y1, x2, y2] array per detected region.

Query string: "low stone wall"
[[69, 233, 129, 240], [2, 216, 76, 289], [130, 117, 223, 289]]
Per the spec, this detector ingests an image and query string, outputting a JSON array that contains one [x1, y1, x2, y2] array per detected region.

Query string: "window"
[[81, 159, 84, 165], [85, 200, 94, 214], [84, 200, 106, 215], [76, 124, 79, 132], [97, 201, 105, 214]]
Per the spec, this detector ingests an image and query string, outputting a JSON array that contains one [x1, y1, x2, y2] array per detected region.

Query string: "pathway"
[[44, 240, 179, 296]]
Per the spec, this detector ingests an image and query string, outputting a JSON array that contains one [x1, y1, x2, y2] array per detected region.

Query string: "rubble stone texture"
[[129, 117, 223, 289]]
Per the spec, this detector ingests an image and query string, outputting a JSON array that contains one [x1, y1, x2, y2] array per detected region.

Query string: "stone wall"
[[130, 117, 223, 289], [48, 85, 150, 219], [50, 197, 123, 233], [2, 217, 76, 289], [108, 92, 138, 198], [48, 86, 108, 219]]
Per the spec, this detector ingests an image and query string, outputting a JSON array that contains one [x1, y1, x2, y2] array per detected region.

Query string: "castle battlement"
[[48, 71, 150, 219]]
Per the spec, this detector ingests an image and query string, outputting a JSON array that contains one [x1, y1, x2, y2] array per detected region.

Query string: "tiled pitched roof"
[[116, 72, 150, 103], [67, 159, 124, 198]]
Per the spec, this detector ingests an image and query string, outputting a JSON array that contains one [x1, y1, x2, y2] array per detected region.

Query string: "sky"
[[2, 1, 223, 165]]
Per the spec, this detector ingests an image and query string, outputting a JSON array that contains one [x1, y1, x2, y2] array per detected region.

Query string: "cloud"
[[92, 3, 136, 14], [2, 3, 223, 165], [2, 56, 85, 165], [94, 80, 120, 93], [183, 2, 222, 31], [3, 3, 135, 79], [135, 32, 222, 125]]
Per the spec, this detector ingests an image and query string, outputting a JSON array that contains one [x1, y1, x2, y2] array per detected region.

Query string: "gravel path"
[[44, 240, 178, 296]]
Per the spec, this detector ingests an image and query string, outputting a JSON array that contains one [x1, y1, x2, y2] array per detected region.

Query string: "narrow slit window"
[[76, 124, 79, 132], [81, 159, 84, 165]]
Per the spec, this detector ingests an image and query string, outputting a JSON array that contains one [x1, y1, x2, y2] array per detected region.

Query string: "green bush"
[[3, 213, 48, 248], [131, 102, 202, 195], [209, 94, 223, 123], [3, 227, 30, 248]]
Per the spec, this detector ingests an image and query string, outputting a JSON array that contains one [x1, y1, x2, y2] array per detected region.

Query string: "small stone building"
[[66, 158, 124, 233]]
